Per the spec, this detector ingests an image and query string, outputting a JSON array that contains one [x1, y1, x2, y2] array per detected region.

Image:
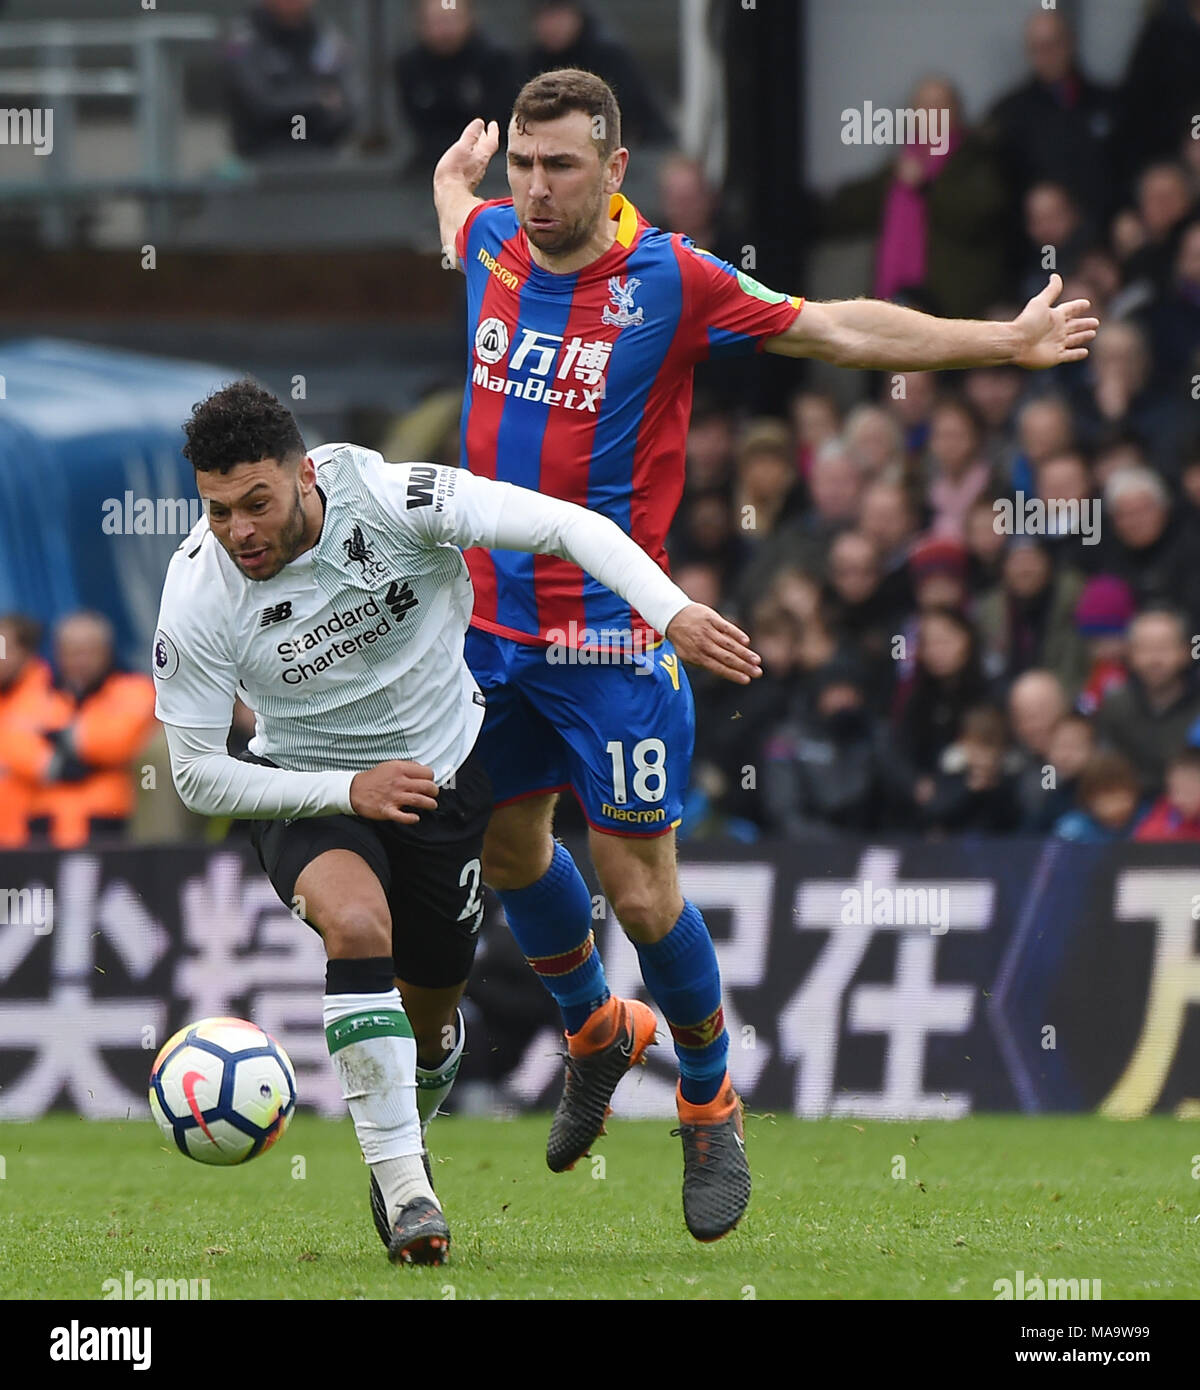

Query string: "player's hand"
[[350, 760, 440, 824], [1012, 273, 1099, 369], [665, 605, 762, 684], [434, 117, 500, 196]]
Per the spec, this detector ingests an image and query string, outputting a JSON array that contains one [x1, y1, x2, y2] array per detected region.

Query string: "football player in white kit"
[[152, 380, 761, 1265]]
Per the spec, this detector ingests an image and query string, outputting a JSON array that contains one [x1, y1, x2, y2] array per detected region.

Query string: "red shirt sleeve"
[[675, 236, 803, 363]]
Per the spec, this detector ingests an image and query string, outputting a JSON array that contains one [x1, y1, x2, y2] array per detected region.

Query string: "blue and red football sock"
[[498, 840, 610, 1034], [635, 900, 729, 1106]]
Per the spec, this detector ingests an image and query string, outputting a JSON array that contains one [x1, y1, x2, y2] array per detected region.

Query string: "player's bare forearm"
[[770, 298, 1016, 369], [763, 274, 1098, 371]]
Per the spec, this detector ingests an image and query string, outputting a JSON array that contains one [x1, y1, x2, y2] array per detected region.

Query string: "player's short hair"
[[512, 67, 621, 160], [183, 379, 306, 474]]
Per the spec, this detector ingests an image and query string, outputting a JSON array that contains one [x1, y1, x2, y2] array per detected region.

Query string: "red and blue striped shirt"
[[455, 192, 803, 647]]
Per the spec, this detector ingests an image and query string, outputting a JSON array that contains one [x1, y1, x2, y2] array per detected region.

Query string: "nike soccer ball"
[[149, 1016, 297, 1165]]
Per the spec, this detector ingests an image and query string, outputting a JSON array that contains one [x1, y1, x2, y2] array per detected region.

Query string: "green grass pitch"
[[1, 1112, 1197, 1299]]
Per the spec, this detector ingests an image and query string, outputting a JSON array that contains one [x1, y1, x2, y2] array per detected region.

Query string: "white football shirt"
[[153, 442, 692, 819]]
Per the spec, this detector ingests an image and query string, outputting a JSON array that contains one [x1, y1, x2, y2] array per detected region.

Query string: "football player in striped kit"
[[435, 68, 1098, 1242]]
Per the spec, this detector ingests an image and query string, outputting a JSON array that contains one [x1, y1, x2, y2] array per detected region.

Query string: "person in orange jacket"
[[28, 611, 159, 849], [0, 613, 57, 846]]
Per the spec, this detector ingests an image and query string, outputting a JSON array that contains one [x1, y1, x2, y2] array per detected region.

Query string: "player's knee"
[[608, 883, 674, 943], [320, 902, 392, 959], [481, 830, 553, 891]]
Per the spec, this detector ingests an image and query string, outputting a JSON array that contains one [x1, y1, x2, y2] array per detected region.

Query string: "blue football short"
[[463, 626, 695, 837]]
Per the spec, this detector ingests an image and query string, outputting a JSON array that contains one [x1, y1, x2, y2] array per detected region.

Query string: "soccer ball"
[[149, 1016, 297, 1165]]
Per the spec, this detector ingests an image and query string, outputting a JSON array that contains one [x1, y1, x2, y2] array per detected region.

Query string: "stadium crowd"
[[5, 3, 1200, 849], [673, 6, 1200, 844]]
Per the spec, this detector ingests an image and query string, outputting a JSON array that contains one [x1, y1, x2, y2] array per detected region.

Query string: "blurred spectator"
[[520, 2, 671, 145], [859, 477, 919, 613], [1034, 450, 1099, 574], [964, 495, 1007, 593], [1074, 320, 1180, 471], [225, 0, 356, 160], [1132, 747, 1200, 840], [907, 536, 969, 613], [761, 653, 895, 837], [29, 613, 158, 849], [820, 76, 1008, 317], [921, 705, 1021, 834], [923, 396, 995, 539], [1026, 710, 1096, 831], [668, 488, 745, 597], [685, 396, 735, 490], [0, 613, 52, 847], [1116, 0, 1200, 189], [885, 370, 939, 464], [733, 418, 805, 542], [672, 560, 723, 611], [654, 154, 738, 266], [975, 538, 1087, 695], [1017, 182, 1089, 302], [735, 441, 859, 610], [1141, 218, 1200, 396], [689, 601, 801, 831], [789, 389, 841, 480], [1101, 466, 1200, 623], [1011, 394, 1075, 499], [891, 606, 992, 807], [984, 11, 1116, 230], [1093, 608, 1200, 798], [1120, 162, 1196, 294], [842, 404, 905, 485], [964, 364, 1024, 478], [1007, 667, 1069, 826], [1073, 574, 1134, 716], [394, 0, 516, 174], [822, 531, 901, 697], [1052, 749, 1145, 842]]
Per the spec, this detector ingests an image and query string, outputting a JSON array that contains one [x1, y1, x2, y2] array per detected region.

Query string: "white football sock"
[[323, 989, 440, 1217], [416, 1009, 466, 1135]]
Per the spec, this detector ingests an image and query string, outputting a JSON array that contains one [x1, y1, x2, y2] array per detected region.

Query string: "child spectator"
[[921, 705, 1021, 833], [1133, 747, 1200, 841], [1052, 749, 1145, 841]]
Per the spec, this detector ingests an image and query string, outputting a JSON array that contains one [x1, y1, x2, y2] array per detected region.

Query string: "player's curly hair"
[[182, 379, 306, 474]]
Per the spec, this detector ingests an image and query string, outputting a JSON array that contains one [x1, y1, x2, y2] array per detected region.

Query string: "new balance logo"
[[384, 580, 418, 621], [260, 602, 292, 627]]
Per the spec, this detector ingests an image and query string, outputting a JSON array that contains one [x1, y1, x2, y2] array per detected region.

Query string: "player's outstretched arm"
[[762, 273, 1098, 371], [433, 117, 500, 267]]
